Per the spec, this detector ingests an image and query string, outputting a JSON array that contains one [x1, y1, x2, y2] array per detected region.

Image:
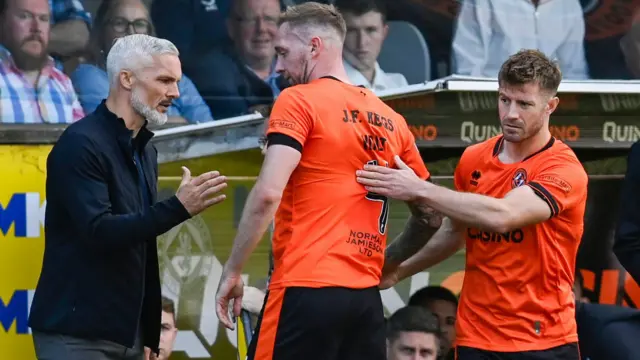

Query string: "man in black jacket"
[[614, 141, 640, 284], [28, 34, 228, 360]]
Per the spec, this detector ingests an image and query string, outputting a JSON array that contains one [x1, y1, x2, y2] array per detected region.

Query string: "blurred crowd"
[[2, 0, 639, 125]]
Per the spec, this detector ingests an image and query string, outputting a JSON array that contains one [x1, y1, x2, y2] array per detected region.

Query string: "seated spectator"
[[452, 0, 589, 80], [409, 286, 458, 360], [70, 0, 213, 124], [387, 306, 441, 360], [0, 0, 83, 123], [49, 0, 90, 59], [151, 0, 232, 70], [185, 0, 286, 119], [335, 0, 409, 91], [145, 295, 178, 360], [583, 0, 636, 79], [621, 9, 640, 79]]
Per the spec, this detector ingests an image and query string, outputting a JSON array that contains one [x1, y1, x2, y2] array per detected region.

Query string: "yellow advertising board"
[[0, 145, 50, 360], [0, 144, 467, 360]]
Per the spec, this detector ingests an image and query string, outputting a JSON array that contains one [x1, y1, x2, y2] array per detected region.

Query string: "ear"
[[382, 23, 389, 40], [310, 36, 322, 58], [546, 96, 559, 115], [120, 70, 134, 91]]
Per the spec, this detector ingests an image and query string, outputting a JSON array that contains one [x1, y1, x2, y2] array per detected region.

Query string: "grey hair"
[[106, 34, 179, 87]]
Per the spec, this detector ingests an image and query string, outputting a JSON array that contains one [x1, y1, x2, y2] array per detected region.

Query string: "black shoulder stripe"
[[528, 181, 560, 218], [267, 133, 303, 153]]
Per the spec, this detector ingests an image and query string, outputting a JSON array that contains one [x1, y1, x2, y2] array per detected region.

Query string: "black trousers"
[[32, 331, 144, 360]]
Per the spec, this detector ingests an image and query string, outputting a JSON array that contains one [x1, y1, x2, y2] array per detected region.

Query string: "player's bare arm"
[[357, 155, 552, 233], [384, 201, 443, 269], [215, 144, 301, 330], [381, 217, 464, 289]]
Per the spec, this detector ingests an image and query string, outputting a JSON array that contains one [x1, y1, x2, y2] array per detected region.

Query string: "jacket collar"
[[96, 100, 154, 153]]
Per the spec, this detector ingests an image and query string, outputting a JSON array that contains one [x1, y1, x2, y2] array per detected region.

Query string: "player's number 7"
[[365, 160, 390, 235]]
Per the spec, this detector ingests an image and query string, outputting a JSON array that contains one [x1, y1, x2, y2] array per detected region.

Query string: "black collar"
[[492, 135, 555, 161], [319, 75, 366, 89], [96, 100, 154, 152]]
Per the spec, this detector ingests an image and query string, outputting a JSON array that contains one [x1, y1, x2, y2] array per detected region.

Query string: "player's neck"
[[501, 129, 552, 163], [307, 56, 352, 84]]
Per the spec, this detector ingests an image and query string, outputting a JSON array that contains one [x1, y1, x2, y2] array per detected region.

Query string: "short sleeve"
[[400, 140, 430, 181], [398, 117, 429, 180], [527, 157, 588, 218], [266, 88, 314, 147], [453, 149, 470, 192]]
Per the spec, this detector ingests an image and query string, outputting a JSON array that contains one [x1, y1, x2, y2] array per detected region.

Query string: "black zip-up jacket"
[[28, 101, 191, 353], [614, 141, 640, 285]]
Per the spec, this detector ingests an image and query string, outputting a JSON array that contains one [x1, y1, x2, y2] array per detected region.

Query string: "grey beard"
[[131, 88, 168, 126]]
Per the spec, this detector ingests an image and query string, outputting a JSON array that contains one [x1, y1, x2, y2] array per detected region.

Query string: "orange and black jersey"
[[265, 76, 430, 290], [454, 135, 588, 352]]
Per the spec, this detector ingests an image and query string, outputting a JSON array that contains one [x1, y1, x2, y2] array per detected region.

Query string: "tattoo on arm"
[[385, 203, 443, 265]]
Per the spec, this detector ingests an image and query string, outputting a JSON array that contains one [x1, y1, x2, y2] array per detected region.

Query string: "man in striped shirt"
[[0, 0, 84, 124]]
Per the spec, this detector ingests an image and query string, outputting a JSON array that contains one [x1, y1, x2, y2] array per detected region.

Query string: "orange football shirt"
[[453, 135, 588, 352], [265, 77, 429, 290]]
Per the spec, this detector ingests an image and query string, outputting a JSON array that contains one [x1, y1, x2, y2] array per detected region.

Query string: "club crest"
[[511, 168, 528, 188]]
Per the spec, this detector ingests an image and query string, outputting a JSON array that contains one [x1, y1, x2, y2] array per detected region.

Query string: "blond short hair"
[[279, 2, 347, 41]]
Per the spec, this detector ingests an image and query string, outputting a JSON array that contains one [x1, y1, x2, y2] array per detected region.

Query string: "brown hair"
[[85, 0, 155, 66], [162, 295, 176, 322], [498, 49, 562, 95], [279, 2, 347, 41]]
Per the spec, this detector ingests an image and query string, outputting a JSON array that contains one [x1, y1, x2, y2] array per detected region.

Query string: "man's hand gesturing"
[[176, 167, 228, 216]]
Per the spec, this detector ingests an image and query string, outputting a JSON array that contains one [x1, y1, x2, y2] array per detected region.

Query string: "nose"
[[357, 31, 367, 49], [275, 57, 285, 74], [125, 24, 136, 35], [255, 17, 268, 33], [506, 103, 520, 120], [168, 82, 180, 99], [30, 17, 43, 34]]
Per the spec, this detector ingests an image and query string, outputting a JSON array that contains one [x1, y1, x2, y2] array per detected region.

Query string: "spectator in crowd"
[[620, 9, 640, 79], [0, 0, 84, 124], [582, 0, 637, 79], [49, 0, 91, 58], [160, 296, 178, 359], [71, 0, 213, 124], [144, 296, 178, 360], [452, 0, 589, 80], [387, 306, 441, 360], [151, 0, 231, 69], [409, 286, 457, 359], [185, 0, 286, 119], [334, 0, 409, 91]]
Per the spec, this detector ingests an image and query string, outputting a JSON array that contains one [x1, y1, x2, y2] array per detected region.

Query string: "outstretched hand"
[[356, 155, 424, 202], [176, 167, 228, 216]]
